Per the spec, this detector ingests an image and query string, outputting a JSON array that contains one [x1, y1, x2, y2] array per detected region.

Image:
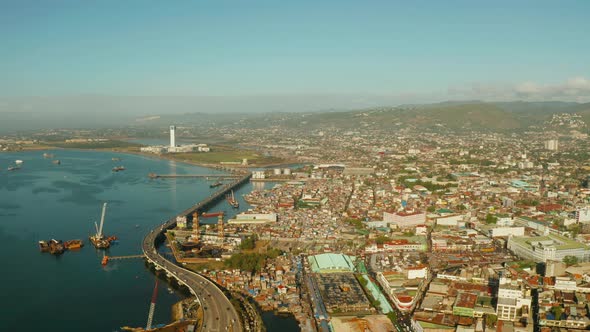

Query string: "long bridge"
[[142, 172, 251, 332], [178, 173, 251, 218]]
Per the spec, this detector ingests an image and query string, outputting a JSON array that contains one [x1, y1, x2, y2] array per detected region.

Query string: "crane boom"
[[146, 279, 159, 330], [98, 203, 107, 238]]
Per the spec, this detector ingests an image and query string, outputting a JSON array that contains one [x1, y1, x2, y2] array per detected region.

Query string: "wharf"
[[250, 178, 294, 182], [106, 255, 144, 260], [148, 173, 241, 179]]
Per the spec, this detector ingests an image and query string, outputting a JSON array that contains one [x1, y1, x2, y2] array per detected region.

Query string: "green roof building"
[[308, 253, 356, 273]]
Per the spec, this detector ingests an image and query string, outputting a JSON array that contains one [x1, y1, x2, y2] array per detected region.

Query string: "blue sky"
[[1, 0, 590, 104]]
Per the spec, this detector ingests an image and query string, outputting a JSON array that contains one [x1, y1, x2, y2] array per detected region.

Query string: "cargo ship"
[[112, 166, 126, 172], [201, 211, 225, 218], [226, 190, 239, 208], [209, 181, 222, 188], [64, 239, 84, 250]]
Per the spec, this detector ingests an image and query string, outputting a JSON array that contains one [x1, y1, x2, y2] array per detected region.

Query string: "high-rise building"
[[544, 139, 559, 151], [169, 125, 176, 147]]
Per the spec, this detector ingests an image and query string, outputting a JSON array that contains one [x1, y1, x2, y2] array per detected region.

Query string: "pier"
[[148, 173, 242, 179], [105, 254, 144, 261]]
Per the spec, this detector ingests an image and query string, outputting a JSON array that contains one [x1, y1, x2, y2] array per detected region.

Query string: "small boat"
[[39, 240, 50, 252], [15, 160, 23, 165], [209, 181, 222, 188], [101, 256, 109, 266], [226, 190, 239, 208], [7, 166, 19, 171], [43, 153, 54, 159], [52, 160, 61, 165], [106, 235, 118, 244], [112, 157, 121, 161], [112, 166, 126, 172]]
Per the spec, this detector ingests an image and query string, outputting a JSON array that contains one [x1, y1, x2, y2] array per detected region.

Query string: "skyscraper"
[[170, 125, 176, 147]]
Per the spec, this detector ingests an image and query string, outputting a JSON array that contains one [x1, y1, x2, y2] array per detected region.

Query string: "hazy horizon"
[[1, 1, 589, 131]]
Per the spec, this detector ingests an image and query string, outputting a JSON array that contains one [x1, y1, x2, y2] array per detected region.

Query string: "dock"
[[106, 254, 144, 260], [148, 173, 242, 179]]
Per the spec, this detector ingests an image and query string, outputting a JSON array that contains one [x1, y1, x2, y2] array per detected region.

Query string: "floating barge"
[[40, 239, 65, 254], [209, 181, 223, 188], [64, 239, 84, 250], [49, 239, 65, 255], [39, 239, 84, 255], [201, 211, 225, 218]]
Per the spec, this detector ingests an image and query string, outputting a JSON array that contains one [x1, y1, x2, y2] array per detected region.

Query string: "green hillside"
[[569, 103, 590, 124], [273, 102, 524, 131], [147, 100, 590, 133], [409, 103, 522, 130]]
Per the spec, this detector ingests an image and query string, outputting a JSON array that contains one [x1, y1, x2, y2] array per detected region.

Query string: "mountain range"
[[1, 99, 590, 134]]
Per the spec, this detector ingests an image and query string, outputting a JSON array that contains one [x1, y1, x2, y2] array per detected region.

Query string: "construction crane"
[[89, 203, 112, 249], [96, 203, 107, 238], [146, 279, 159, 330]]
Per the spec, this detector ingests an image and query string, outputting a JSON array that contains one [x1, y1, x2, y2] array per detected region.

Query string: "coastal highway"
[[143, 222, 242, 332]]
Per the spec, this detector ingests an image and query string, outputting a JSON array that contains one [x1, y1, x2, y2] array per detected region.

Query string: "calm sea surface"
[[0, 149, 299, 332]]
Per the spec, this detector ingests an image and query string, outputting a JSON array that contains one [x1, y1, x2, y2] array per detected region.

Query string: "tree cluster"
[[239, 234, 258, 250], [224, 248, 284, 273]]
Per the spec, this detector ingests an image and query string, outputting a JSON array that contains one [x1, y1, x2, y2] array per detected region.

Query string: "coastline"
[[2, 145, 301, 170]]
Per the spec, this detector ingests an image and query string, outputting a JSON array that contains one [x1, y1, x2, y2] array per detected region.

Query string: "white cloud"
[[449, 77, 590, 102]]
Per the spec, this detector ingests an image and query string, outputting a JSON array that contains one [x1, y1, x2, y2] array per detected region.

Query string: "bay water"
[[0, 149, 299, 331]]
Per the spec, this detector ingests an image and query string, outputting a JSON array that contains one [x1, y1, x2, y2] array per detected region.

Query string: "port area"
[[120, 299, 200, 332]]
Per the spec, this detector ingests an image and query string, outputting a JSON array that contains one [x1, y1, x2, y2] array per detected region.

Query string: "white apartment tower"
[[170, 125, 176, 147], [544, 139, 558, 151]]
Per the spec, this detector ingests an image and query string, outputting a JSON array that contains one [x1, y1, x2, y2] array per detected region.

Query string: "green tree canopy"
[[563, 255, 579, 266]]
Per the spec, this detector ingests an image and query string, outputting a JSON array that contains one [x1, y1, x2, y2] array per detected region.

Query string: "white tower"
[[169, 125, 176, 147]]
